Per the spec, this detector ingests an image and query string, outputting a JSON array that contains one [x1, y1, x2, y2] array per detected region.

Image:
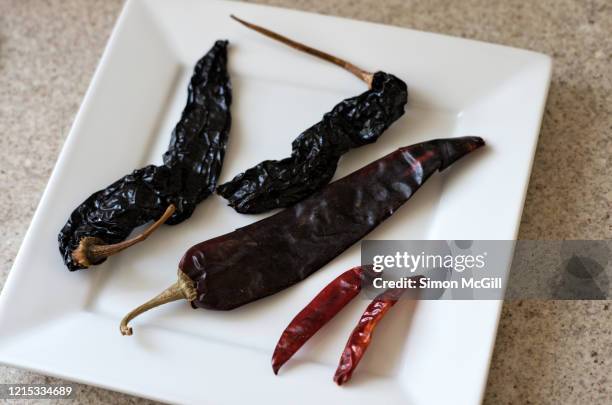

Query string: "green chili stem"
[[230, 15, 374, 87], [71, 204, 176, 267], [120, 269, 197, 336]]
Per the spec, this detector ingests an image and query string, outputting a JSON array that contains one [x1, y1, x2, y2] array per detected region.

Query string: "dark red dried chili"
[[119, 136, 484, 335], [58, 40, 232, 271], [216, 16, 408, 214], [334, 287, 404, 385]]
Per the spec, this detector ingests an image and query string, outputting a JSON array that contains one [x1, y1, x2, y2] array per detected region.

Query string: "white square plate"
[[0, 0, 551, 404]]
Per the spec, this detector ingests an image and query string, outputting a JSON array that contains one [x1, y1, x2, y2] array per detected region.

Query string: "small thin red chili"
[[272, 267, 364, 374], [333, 287, 405, 385]]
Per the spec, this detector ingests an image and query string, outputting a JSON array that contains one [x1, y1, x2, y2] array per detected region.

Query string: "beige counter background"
[[1, 0, 610, 404]]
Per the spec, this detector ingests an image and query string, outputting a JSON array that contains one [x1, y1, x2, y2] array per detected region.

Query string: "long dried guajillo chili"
[[216, 16, 408, 214], [119, 136, 484, 335], [334, 287, 404, 385], [58, 40, 232, 271]]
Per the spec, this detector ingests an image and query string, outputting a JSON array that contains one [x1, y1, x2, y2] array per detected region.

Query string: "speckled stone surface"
[[0, 0, 610, 404]]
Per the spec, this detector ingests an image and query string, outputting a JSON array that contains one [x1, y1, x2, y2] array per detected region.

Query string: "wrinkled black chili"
[[58, 40, 232, 271], [216, 16, 408, 214]]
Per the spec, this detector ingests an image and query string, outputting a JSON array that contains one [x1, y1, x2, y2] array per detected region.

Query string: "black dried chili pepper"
[[58, 40, 232, 271], [119, 136, 484, 335], [216, 16, 408, 214]]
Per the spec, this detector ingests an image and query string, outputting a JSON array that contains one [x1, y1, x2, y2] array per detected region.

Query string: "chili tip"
[[437, 136, 485, 171]]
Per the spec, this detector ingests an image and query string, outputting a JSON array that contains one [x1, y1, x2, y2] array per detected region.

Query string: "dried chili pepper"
[[334, 287, 404, 385], [58, 40, 232, 271], [271, 266, 421, 380], [216, 16, 408, 214], [119, 136, 484, 335], [272, 267, 365, 374]]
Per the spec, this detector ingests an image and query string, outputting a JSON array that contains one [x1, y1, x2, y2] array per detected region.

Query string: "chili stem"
[[72, 204, 176, 267], [120, 269, 197, 336], [230, 15, 374, 87]]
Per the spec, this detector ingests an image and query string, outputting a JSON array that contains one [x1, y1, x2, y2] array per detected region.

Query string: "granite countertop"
[[1, 0, 610, 403]]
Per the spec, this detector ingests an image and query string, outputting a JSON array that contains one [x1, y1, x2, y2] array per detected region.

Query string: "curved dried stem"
[[230, 15, 373, 87], [72, 204, 176, 267], [120, 269, 197, 336]]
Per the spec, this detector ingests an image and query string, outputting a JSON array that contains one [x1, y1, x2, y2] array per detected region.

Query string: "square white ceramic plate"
[[0, 0, 551, 404]]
